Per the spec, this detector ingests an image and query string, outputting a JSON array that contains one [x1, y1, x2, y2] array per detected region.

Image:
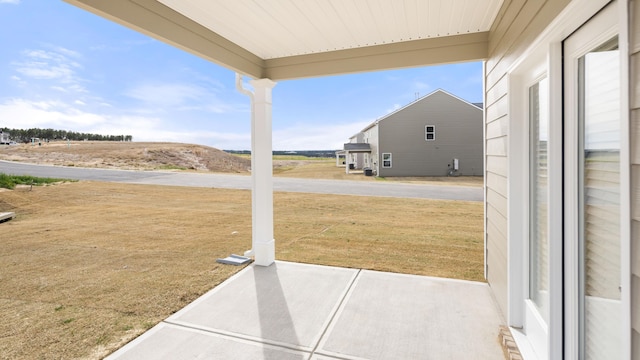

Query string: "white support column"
[[249, 78, 277, 266], [345, 151, 350, 174]]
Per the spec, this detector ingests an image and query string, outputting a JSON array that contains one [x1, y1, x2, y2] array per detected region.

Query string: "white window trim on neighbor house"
[[382, 153, 392, 168], [506, 0, 631, 359], [425, 125, 435, 141]]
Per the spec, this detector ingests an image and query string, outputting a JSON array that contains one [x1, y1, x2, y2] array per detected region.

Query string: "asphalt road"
[[0, 161, 483, 201]]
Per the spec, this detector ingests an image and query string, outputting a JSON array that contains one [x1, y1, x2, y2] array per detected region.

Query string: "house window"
[[382, 153, 392, 168], [425, 125, 435, 141]]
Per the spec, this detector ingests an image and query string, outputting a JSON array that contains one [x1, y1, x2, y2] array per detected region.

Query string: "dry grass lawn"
[[0, 181, 483, 359]]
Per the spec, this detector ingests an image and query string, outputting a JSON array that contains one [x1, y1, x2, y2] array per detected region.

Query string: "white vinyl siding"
[[630, 0, 640, 356], [484, 0, 571, 316]]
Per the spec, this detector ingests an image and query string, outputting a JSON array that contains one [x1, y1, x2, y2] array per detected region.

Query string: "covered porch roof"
[[64, 0, 503, 80], [341, 143, 372, 153]]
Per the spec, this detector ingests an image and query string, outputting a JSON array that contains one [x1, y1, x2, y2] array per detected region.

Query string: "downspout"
[[235, 73, 256, 258]]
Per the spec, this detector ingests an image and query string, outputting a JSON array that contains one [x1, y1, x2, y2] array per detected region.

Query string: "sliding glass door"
[[563, 3, 621, 358]]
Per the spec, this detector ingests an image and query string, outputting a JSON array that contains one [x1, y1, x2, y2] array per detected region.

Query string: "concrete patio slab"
[[315, 270, 506, 360], [106, 322, 308, 359], [106, 261, 505, 360], [168, 261, 358, 352]]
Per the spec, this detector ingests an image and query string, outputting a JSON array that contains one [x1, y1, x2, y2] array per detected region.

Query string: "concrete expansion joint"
[[162, 319, 306, 355], [498, 325, 522, 360], [308, 269, 362, 358]]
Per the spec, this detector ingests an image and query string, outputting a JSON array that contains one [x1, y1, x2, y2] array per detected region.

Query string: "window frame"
[[382, 153, 392, 168], [425, 125, 435, 141]]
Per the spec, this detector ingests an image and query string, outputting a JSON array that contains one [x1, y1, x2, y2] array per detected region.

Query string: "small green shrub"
[[0, 173, 75, 190]]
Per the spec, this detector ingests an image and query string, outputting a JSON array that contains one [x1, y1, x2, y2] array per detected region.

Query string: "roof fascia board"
[[425, 88, 485, 111], [264, 32, 489, 80], [64, 0, 265, 78], [361, 121, 378, 133]]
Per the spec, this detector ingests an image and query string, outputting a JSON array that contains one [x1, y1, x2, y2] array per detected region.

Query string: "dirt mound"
[[0, 141, 251, 173]]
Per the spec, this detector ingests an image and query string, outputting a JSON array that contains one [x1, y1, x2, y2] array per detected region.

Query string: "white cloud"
[[0, 99, 105, 129], [15, 49, 80, 79], [0, 97, 252, 149], [0, 0, 20, 4], [125, 83, 204, 106], [385, 104, 401, 114], [124, 82, 238, 114], [12, 47, 87, 94], [131, 129, 251, 150], [273, 120, 372, 151], [0, 95, 371, 150], [50, 46, 81, 59], [412, 80, 431, 91]]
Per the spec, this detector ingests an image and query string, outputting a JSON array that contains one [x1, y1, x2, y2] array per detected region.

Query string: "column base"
[[254, 240, 275, 266]]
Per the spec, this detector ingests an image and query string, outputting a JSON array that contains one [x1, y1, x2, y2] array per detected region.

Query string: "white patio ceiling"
[[65, 0, 503, 79], [158, 0, 502, 59]]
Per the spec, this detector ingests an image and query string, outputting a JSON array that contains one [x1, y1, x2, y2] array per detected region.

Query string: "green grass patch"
[[0, 173, 75, 190], [156, 164, 188, 170]]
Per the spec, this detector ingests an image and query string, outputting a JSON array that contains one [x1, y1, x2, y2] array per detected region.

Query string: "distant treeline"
[[226, 150, 337, 157], [1, 128, 133, 143]]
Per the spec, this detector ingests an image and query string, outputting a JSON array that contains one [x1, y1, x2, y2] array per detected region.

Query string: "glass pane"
[[579, 37, 621, 360], [529, 78, 549, 323], [382, 153, 391, 168]]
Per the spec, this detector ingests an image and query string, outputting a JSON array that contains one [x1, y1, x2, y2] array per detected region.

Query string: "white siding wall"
[[365, 127, 379, 173], [630, 0, 640, 357], [484, 0, 570, 316]]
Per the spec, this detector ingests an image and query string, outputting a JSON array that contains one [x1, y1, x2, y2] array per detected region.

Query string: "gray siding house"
[[345, 89, 483, 177]]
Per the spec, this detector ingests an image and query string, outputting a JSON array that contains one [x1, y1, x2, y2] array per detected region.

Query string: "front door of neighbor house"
[[563, 3, 622, 358]]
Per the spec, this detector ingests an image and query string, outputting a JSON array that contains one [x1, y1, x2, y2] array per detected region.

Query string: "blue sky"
[[0, 0, 483, 150]]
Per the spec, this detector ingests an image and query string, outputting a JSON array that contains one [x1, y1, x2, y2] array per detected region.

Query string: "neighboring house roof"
[[358, 89, 482, 133]]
